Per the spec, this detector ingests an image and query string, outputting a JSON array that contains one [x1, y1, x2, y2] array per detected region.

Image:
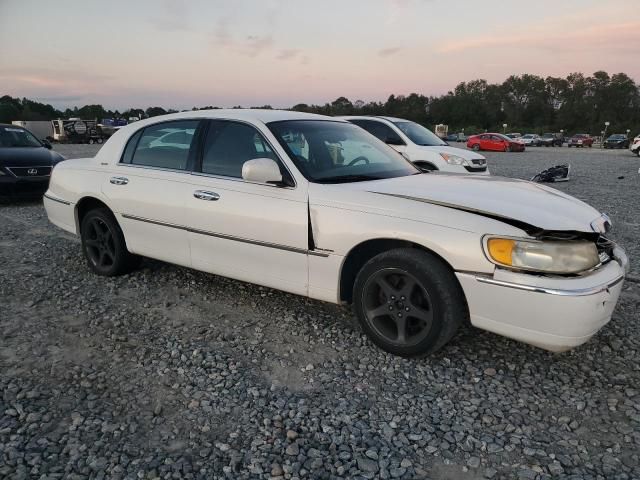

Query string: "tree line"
[[2, 71, 639, 135]]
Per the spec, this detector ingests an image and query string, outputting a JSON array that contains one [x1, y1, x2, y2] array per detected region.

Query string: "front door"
[[102, 119, 202, 267], [184, 119, 309, 296]]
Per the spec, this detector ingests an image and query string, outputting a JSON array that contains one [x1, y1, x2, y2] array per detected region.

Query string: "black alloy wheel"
[[353, 248, 467, 357], [362, 268, 433, 347], [80, 208, 140, 276], [84, 217, 116, 270]]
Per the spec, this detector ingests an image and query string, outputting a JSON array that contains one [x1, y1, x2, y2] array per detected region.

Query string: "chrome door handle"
[[193, 190, 220, 201], [110, 176, 129, 185]]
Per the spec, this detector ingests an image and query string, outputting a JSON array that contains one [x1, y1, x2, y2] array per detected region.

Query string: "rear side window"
[[349, 120, 404, 145], [122, 120, 199, 170]]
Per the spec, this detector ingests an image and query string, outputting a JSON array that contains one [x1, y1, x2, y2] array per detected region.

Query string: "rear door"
[[489, 135, 504, 151], [478, 134, 491, 150], [102, 119, 203, 267], [184, 119, 309, 296]]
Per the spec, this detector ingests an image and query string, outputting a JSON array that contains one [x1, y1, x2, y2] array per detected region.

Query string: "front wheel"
[[504, 145, 511, 152], [80, 208, 140, 276], [472, 144, 481, 151], [353, 249, 467, 357]]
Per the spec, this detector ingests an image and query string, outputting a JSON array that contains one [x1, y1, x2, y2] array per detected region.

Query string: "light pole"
[[602, 121, 610, 148], [503, 123, 508, 134]]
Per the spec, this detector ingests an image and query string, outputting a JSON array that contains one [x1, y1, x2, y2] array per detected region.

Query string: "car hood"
[[0, 147, 64, 166], [342, 173, 602, 232], [415, 145, 485, 160]]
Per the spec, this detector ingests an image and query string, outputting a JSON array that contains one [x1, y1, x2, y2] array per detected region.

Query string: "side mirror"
[[385, 137, 404, 146], [42, 139, 52, 149], [242, 158, 283, 185]]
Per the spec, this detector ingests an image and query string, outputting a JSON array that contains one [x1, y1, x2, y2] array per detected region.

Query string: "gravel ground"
[[1, 144, 639, 480]]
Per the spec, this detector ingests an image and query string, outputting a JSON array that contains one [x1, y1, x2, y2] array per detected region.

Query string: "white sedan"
[[341, 116, 489, 174], [44, 110, 628, 357], [519, 134, 542, 146]]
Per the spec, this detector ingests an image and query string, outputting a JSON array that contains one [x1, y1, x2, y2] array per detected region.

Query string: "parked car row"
[[41, 109, 628, 358]]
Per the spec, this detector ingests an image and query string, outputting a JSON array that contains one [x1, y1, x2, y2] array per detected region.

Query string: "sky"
[[1, 0, 638, 110]]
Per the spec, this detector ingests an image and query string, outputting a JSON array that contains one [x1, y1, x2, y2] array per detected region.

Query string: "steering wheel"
[[348, 156, 369, 166]]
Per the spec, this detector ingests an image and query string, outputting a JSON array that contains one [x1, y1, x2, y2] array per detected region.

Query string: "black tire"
[[352, 248, 468, 357], [472, 144, 481, 151], [80, 208, 140, 276]]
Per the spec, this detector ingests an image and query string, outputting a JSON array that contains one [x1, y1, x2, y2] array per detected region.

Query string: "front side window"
[[125, 120, 199, 170], [268, 120, 419, 183], [0, 127, 42, 148], [391, 121, 446, 146], [200, 120, 279, 178]]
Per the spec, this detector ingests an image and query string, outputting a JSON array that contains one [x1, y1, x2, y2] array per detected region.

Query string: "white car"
[[631, 135, 640, 156], [520, 134, 541, 146], [44, 110, 628, 357], [340, 116, 489, 175]]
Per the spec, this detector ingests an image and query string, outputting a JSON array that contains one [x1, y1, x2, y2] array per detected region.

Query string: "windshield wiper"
[[315, 174, 382, 184]]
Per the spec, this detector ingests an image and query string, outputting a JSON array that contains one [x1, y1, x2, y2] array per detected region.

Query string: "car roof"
[[140, 109, 340, 125], [339, 115, 408, 123]]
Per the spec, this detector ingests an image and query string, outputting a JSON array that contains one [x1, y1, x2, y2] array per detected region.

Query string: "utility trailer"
[[51, 119, 102, 144], [11, 121, 54, 141], [434, 124, 449, 139]]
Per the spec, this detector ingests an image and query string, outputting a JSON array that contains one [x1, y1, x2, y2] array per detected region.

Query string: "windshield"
[[0, 126, 43, 148], [608, 134, 626, 140], [497, 134, 514, 142], [391, 121, 446, 146], [268, 120, 420, 183], [542, 133, 554, 138]]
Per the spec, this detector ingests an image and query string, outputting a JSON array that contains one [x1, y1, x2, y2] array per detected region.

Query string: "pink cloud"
[[437, 22, 640, 54]]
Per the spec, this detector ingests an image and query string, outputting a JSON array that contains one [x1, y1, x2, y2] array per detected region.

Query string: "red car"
[[567, 134, 593, 148], [466, 133, 525, 152]]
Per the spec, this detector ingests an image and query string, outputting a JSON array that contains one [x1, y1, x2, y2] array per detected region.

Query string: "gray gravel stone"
[[0, 144, 639, 479]]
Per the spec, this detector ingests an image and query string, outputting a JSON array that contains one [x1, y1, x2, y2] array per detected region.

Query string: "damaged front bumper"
[[456, 246, 629, 352]]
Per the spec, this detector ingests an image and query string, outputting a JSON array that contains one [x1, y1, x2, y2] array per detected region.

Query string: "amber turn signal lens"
[[487, 238, 515, 266]]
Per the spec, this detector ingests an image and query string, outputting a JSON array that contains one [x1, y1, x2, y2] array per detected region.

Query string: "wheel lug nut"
[[405, 307, 410, 311], [400, 296, 405, 300], [397, 313, 402, 318], [389, 306, 393, 311]]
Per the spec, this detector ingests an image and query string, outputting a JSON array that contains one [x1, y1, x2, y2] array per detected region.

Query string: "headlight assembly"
[[440, 153, 469, 166], [484, 237, 600, 274]]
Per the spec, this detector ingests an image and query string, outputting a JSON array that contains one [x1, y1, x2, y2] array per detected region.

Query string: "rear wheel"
[[80, 208, 140, 276], [353, 248, 467, 357]]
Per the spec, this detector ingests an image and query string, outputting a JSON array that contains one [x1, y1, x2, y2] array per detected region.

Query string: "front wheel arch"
[[338, 238, 457, 304]]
